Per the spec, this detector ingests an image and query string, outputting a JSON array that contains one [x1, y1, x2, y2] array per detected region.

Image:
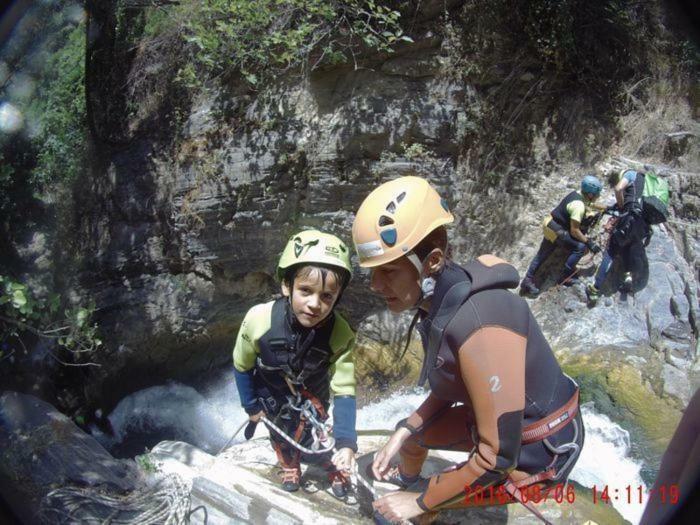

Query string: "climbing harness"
[[502, 388, 581, 525]]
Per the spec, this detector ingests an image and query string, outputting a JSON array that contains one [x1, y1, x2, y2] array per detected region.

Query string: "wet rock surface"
[[0, 392, 138, 525], [144, 436, 627, 525]]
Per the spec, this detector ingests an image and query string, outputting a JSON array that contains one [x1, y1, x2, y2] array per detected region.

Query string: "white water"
[[93, 372, 248, 454], [571, 403, 648, 524], [98, 381, 648, 524]]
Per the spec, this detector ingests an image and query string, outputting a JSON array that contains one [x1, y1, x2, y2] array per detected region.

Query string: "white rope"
[[350, 460, 378, 500], [217, 418, 249, 455], [261, 415, 335, 455], [39, 474, 191, 524]]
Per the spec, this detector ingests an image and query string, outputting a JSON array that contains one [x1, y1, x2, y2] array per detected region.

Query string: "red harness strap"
[[504, 477, 555, 525], [521, 389, 579, 444], [505, 388, 581, 525]]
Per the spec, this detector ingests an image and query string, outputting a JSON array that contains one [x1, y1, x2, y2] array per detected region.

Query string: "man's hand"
[[586, 240, 601, 254], [332, 447, 356, 472], [372, 427, 412, 481], [373, 491, 423, 523]]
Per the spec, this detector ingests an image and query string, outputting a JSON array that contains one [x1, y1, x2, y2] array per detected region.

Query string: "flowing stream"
[[94, 371, 649, 524]]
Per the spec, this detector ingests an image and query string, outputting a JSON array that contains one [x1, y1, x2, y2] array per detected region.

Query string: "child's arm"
[[329, 322, 358, 453], [233, 308, 263, 416]]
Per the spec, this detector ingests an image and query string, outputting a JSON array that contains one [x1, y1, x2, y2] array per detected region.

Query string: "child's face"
[[282, 268, 341, 328]]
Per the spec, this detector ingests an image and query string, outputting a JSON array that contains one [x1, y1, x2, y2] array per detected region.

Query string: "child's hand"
[[249, 410, 265, 423], [332, 447, 355, 472]]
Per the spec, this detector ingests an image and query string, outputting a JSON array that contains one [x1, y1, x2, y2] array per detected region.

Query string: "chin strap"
[[399, 250, 437, 361], [406, 250, 436, 306]]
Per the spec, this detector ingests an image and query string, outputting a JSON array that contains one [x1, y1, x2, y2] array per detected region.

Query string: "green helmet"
[[277, 230, 353, 283]]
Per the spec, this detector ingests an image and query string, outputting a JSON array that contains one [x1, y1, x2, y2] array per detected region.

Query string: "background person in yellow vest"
[[520, 175, 606, 296]]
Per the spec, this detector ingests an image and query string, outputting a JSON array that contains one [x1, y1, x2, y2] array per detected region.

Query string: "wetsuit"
[[525, 191, 598, 282], [233, 298, 357, 465], [399, 255, 583, 511]]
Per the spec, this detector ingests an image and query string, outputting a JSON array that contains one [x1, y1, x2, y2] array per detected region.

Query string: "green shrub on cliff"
[[0, 5, 86, 267], [0, 275, 102, 368], [172, 0, 411, 85], [29, 22, 87, 188]]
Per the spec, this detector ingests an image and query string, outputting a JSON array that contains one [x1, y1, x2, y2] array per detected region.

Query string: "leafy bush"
[[0, 8, 86, 259], [0, 275, 102, 367], [179, 0, 411, 85], [28, 22, 87, 188]]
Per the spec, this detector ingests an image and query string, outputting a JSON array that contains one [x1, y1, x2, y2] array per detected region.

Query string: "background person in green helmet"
[[232, 230, 358, 498], [520, 174, 606, 296]]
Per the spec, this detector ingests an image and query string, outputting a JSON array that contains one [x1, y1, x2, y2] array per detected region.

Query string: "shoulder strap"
[[416, 258, 520, 387], [418, 280, 472, 386], [635, 172, 645, 203]]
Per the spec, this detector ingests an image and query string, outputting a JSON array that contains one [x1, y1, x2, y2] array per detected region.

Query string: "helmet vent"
[[386, 201, 396, 214], [380, 229, 397, 246], [378, 215, 394, 226], [396, 191, 406, 203]]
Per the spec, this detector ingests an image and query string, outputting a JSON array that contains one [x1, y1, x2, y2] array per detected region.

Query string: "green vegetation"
[[29, 23, 87, 188], [0, 275, 102, 367], [0, 4, 90, 369], [139, 0, 411, 86], [457, 0, 653, 80], [0, 5, 86, 245], [136, 453, 159, 474]]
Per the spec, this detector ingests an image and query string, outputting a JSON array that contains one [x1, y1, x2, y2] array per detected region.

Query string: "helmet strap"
[[406, 251, 423, 274], [406, 250, 436, 307]]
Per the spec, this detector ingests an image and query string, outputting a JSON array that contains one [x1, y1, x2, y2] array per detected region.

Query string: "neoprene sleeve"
[[233, 368, 262, 415], [332, 395, 358, 451]]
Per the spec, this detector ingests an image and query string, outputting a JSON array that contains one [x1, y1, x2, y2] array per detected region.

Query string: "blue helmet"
[[581, 174, 602, 196]]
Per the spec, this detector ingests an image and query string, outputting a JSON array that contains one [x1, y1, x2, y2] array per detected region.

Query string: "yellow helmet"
[[277, 230, 352, 282], [352, 176, 453, 268]]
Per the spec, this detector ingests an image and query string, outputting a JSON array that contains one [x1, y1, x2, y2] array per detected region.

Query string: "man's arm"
[[415, 326, 526, 510], [615, 178, 629, 209]]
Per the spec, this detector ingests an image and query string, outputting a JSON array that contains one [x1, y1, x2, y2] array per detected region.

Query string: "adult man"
[[586, 169, 651, 304], [352, 176, 583, 524], [520, 175, 604, 296]]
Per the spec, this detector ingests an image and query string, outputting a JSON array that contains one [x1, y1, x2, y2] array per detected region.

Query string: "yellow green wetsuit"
[[232, 298, 357, 451]]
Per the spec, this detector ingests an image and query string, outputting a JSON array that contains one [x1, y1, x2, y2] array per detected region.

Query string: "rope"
[[217, 419, 249, 455], [39, 474, 191, 525], [350, 459, 378, 500], [261, 415, 335, 455]]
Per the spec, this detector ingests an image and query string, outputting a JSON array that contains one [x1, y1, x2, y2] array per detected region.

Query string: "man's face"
[[369, 256, 421, 313]]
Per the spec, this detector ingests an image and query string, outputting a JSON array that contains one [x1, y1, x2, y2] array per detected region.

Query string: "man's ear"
[[425, 248, 446, 275], [281, 280, 291, 297]]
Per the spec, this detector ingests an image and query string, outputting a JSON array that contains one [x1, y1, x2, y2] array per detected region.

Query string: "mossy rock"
[[353, 337, 423, 404], [559, 347, 682, 457]]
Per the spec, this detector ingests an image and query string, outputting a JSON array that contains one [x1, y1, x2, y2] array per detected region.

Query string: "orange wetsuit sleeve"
[[417, 325, 527, 510], [404, 393, 452, 432]]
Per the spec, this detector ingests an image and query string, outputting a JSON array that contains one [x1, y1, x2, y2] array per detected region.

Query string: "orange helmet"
[[352, 176, 453, 268]]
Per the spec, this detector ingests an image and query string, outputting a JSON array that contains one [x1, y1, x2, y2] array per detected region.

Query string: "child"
[[233, 230, 357, 497]]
